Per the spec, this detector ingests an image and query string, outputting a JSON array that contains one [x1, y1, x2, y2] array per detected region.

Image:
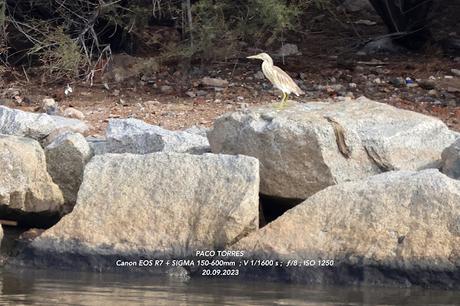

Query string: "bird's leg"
[[283, 93, 289, 107], [276, 92, 287, 110], [280, 93, 289, 109]]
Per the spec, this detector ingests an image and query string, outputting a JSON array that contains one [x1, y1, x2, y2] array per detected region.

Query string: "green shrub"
[[1, 0, 329, 78], [243, 0, 302, 45], [37, 26, 85, 80], [167, 0, 303, 61]]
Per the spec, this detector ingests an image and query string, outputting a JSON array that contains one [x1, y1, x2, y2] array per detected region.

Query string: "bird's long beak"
[[247, 55, 259, 59]]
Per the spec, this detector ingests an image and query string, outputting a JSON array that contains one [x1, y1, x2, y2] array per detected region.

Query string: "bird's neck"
[[263, 58, 273, 66]]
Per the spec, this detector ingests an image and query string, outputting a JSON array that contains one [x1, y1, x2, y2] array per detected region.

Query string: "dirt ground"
[[1, 3, 459, 136]]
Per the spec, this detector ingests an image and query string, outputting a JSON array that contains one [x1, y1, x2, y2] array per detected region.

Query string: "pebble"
[[41, 98, 59, 115], [451, 69, 460, 77], [345, 92, 355, 98], [316, 84, 345, 92], [13, 95, 23, 105], [354, 19, 377, 26], [336, 96, 353, 102], [417, 79, 436, 90], [145, 100, 160, 107], [261, 83, 271, 90], [118, 98, 128, 106], [63, 107, 85, 120], [238, 103, 249, 109], [185, 91, 197, 98], [389, 77, 405, 87], [160, 85, 174, 94], [201, 77, 229, 87], [348, 83, 357, 89]]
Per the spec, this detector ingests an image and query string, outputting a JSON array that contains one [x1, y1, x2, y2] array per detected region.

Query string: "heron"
[[247, 52, 304, 108]]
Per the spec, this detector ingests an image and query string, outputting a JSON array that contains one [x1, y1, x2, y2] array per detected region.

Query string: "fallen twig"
[[22, 65, 30, 83], [0, 219, 18, 226], [356, 60, 389, 65]]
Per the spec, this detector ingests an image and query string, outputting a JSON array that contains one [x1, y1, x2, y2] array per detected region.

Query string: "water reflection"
[[1, 268, 459, 305]]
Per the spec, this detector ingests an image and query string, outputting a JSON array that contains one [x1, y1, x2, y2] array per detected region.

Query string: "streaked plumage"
[[247, 52, 303, 108]]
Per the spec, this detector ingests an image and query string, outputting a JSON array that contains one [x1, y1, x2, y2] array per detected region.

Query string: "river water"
[[1, 268, 459, 305]]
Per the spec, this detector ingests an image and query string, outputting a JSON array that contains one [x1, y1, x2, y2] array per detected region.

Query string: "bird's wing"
[[272, 65, 304, 95]]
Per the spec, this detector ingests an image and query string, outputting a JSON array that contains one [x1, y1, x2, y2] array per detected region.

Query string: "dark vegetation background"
[[0, 0, 458, 81]]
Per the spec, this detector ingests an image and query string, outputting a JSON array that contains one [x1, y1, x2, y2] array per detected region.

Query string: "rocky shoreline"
[[223, 169, 460, 288], [1, 97, 460, 288]]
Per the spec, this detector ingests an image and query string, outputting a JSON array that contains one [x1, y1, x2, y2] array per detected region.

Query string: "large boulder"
[[94, 118, 210, 155], [208, 98, 456, 199], [0, 106, 89, 140], [0, 135, 64, 214], [25, 153, 259, 271], [86, 137, 107, 155], [45, 132, 93, 208], [51, 115, 89, 135], [442, 138, 460, 179], [229, 170, 460, 288], [184, 125, 210, 138]]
